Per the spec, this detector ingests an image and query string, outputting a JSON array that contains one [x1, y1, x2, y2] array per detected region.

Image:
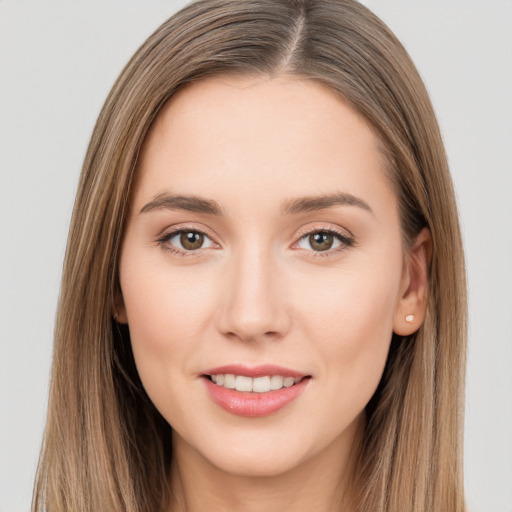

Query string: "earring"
[[405, 314, 414, 323]]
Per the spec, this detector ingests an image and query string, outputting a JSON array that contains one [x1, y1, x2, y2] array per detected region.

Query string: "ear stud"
[[405, 314, 414, 323]]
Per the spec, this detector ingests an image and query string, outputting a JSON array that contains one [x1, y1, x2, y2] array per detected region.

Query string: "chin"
[[182, 418, 342, 480], [208, 446, 309, 478]]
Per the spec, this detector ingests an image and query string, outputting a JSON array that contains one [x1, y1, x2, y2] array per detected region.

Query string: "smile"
[[202, 365, 311, 417], [208, 374, 303, 393]]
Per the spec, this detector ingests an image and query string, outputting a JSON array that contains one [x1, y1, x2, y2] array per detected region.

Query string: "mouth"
[[201, 365, 312, 417], [204, 374, 308, 393]]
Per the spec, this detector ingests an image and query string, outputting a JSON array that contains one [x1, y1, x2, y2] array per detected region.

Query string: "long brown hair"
[[33, 1, 467, 510]]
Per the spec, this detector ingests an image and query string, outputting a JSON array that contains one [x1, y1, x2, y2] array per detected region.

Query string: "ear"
[[393, 227, 432, 336], [112, 282, 129, 324]]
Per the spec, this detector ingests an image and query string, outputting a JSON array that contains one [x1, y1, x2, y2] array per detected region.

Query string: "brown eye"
[[308, 232, 334, 251], [180, 231, 205, 250], [160, 229, 216, 254], [295, 229, 352, 255]]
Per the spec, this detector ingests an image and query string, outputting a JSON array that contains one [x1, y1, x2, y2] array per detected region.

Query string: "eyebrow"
[[140, 193, 222, 215], [140, 191, 373, 216], [281, 192, 372, 216]]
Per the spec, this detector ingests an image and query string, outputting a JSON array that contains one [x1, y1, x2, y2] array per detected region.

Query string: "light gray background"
[[1, 1, 511, 511]]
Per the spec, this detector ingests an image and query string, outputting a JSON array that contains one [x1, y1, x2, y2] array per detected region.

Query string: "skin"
[[116, 75, 430, 511]]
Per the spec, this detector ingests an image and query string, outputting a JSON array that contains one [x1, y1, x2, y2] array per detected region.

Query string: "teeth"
[[283, 377, 295, 387], [270, 375, 284, 390], [223, 374, 236, 389], [235, 375, 253, 392], [209, 374, 304, 392], [253, 376, 271, 393]]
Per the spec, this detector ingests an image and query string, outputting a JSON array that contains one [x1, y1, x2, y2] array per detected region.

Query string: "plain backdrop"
[[1, 1, 511, 511]]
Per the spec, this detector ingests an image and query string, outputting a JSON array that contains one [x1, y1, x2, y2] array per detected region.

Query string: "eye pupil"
[[180, 231, 204, 250], [309, 232, 333, 251]]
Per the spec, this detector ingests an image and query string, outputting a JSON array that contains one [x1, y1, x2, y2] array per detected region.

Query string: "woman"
[[33, 0, 467, 510]]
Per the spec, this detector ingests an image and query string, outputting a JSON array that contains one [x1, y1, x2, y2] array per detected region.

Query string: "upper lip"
[[203, 364, 309, 378]]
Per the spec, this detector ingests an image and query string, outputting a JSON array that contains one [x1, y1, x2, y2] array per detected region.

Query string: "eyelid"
[[156, 224, 221, 256], [293, 222, 354, 241], [157, 223, 219, 241], [291, 223, 355, 257]]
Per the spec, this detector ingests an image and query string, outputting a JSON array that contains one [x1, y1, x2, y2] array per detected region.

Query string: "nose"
[[215, 244, 290, 343]]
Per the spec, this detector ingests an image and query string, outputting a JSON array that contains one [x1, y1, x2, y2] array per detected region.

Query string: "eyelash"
[[156, 226, 354, 258], [294, 227, 354, 258]]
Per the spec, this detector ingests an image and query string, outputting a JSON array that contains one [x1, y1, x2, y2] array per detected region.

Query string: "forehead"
[[132, 75, 395, 218], [146, 75, 379, 158]]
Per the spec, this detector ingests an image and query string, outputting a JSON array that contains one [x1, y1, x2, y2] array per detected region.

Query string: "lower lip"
[[203, 377, 310, 417]]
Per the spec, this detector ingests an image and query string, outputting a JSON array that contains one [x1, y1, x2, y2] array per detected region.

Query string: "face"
[[117, 75, 424, 478]]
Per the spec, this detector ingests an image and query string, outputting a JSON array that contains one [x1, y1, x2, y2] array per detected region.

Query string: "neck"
[[168, 415, 364, 512]]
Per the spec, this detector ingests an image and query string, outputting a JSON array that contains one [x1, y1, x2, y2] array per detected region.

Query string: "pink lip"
[[203, 364, 307, 378], [201, 364, 311, 418]]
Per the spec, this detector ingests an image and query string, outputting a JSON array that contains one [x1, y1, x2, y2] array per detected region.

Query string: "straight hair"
[[33, 1, 467, 510]]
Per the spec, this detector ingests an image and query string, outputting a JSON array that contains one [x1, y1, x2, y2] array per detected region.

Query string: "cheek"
[[123, 268, 206, 348], [294, 250, 403, 414], [118, 251, 217, 410]]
